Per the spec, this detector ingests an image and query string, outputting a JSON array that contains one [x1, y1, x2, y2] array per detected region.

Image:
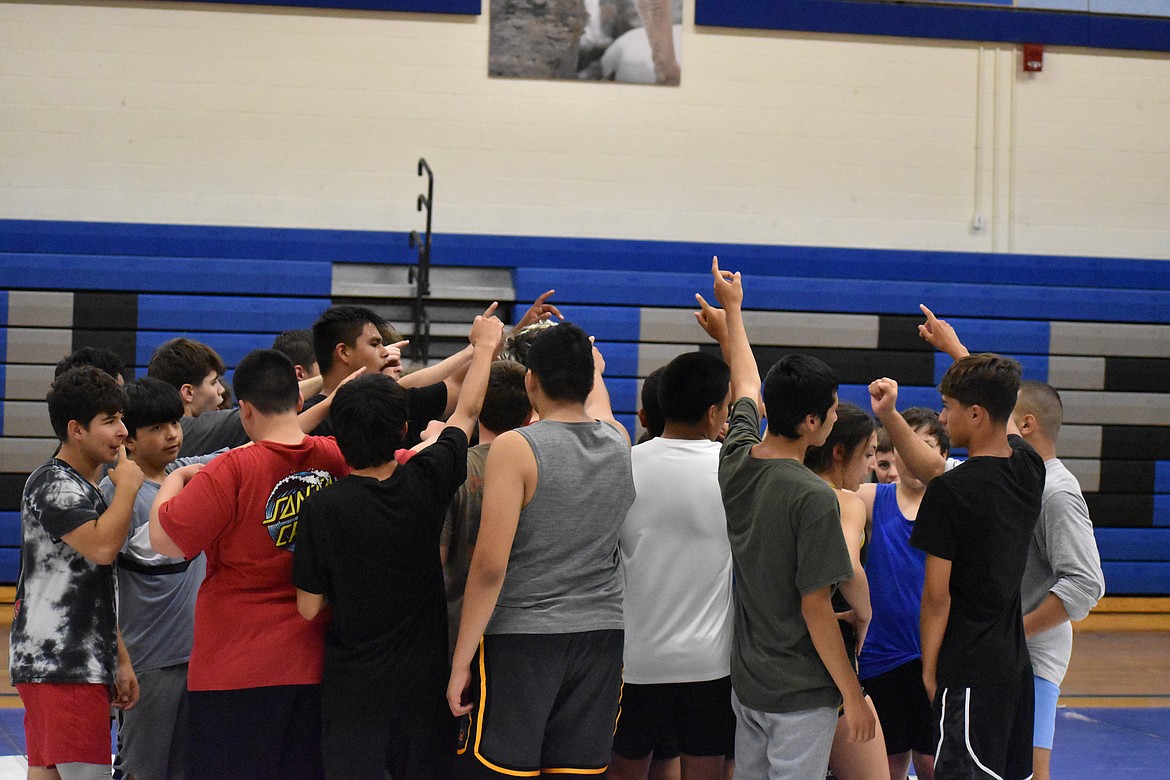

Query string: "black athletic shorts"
[[612, 676, 736, 760], [185, 684, 324, 780], [862, 658, 939, 756], [454, 630, 623, 778], [934, 664, 1034, 780], [321, 700, 454, 780]]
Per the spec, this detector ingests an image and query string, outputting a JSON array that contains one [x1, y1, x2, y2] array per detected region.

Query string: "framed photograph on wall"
[[489, 0, 683, 85]]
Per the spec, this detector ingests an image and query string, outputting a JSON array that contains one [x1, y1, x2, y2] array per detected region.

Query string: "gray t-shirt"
[[179, 409, 249, 457], [719, 398, 854, 714], [10, 459, 119, 685], [1021, 458, 1105, 685], [485, 419, 634, 635], [100, 453, 222, 672]]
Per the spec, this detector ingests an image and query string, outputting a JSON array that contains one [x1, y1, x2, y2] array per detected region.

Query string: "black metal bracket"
[[408, 158, 434, 363]]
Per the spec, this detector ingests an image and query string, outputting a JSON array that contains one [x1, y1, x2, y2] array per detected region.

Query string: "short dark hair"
[[659, 352, 730, 425], [500, 321, 559, 367], [47, 367, 126, 442], [272, 330, 316, 369], [526, 322, 594, 404], [480, 360, 531, 434], [875, 426, 893, 454], [901, 406, 950, 456], [312, 306, 386, 373], [148, 338, 225, 391], [233, 350, 300, 415], [761, 354, 838, 439], [55, 347, 125, 382], [122, 377, 185, 438], [1016, 380, 1064, 440], [638, 367, 666, 442], [804, 402, 874, 473], [331, 374, 409, 469], [939, 353, 1022, 424]]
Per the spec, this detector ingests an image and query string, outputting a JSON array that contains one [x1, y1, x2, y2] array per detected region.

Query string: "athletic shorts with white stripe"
[[933, 664, 1035, 780]]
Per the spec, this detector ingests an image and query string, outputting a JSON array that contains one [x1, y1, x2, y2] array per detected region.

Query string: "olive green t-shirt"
[[719, 398, 854, 713]]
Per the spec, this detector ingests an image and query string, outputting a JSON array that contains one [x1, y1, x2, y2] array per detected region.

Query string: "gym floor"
[[0, 630, 1165, 777]]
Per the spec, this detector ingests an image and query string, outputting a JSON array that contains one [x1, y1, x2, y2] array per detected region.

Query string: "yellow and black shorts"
[[456, 629, 623, 778]]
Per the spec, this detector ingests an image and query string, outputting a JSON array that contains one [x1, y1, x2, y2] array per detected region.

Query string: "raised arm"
[[61, 446, 144, 565], [444, 305, 506, 440], [705, 256, 759, 405], [585, 338, 629, 444], [869, 377, 947, 483], [296, 367, 366, 433]]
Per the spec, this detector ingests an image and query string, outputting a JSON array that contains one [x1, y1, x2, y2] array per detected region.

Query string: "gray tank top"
[[486, 419, 635, 635]]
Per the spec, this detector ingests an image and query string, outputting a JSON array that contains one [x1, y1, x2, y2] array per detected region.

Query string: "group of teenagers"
[[12, 256, 1105, 780]]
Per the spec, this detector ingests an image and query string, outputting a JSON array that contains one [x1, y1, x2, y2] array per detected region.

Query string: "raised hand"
[[513, 290, 564, 333], [868, 377, 899, 419], [710, 255, 743, 311], [693, 293, 728, 345], [108, 445, 145, 493], [918, 304, 969, 359]]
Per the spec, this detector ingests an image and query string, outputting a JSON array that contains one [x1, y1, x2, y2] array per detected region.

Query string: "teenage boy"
[[915, 309, 1104, 780], [99, 377, 223, 780], [273, 329, 321, 380], [149, 350, 351, 780], [873, 428, 898, 483], [55, 346, 126, 385], [447, 322, 634, 777], [149, 336, 339, 456], [293, 311, 504, 780], [11, 367, 141, 780], [305, 305, 459, 445], [610, 351, 735, 780], [699, 257, 874, 778], [441, 359, 533, 656], [907, 350, 1044, 780], [856, 407, 950, 780]]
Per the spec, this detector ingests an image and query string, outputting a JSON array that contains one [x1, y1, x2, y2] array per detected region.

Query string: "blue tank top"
[[857, 483, 927, 680]]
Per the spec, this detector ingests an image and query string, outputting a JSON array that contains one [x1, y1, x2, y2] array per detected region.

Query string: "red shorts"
[[16, 683, 112, 767]]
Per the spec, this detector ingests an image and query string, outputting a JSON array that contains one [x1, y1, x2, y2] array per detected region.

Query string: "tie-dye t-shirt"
[[9, 459, 119, 685]]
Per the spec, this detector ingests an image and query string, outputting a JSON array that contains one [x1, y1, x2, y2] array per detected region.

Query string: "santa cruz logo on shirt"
[[263, 470, 336, 552]]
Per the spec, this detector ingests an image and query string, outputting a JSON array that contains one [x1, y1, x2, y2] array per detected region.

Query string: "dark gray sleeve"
[[178, 410, 249, 457]]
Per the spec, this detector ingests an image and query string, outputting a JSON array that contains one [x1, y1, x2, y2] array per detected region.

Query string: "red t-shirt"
[[158, 436, 350, 691]]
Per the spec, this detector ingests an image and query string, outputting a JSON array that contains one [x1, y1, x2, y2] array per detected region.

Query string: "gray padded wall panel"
[[1047, 357, 1105, 391], [640, 309, 877, 348], [1054, 425, 1102, 459], [1060, 392, 1170, 426], [3, 401, 54, 438], [1050, 322, 1170, 358], [6, 328, 73, 365], [5, 364, 55, 401], [6, 292, 73, 328]]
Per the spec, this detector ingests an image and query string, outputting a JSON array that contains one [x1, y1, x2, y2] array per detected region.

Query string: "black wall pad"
[[1101, 426, 1170, 460], [878, 315, 934, 352], [73, 292, 138, 331], [1104, 357, 1170, 394], [1086, 493, 1155, 528], [1097, 461, 1157, 495], [0, 474, 27, 513], [706, 345, 936, 386], [71, 329, 137, 376]]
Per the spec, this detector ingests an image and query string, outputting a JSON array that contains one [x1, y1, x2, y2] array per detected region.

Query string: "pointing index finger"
[[483, 301, 499, 318], [919, 304, 937, 322]]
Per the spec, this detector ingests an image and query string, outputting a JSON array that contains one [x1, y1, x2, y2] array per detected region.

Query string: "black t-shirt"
[[910, 434, 1045, 687], [303, 381, 447, 448], [292, 427, 468, 719]]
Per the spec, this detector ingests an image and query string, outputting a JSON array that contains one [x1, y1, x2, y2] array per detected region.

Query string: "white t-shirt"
[[620, 436, 733, 684]]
